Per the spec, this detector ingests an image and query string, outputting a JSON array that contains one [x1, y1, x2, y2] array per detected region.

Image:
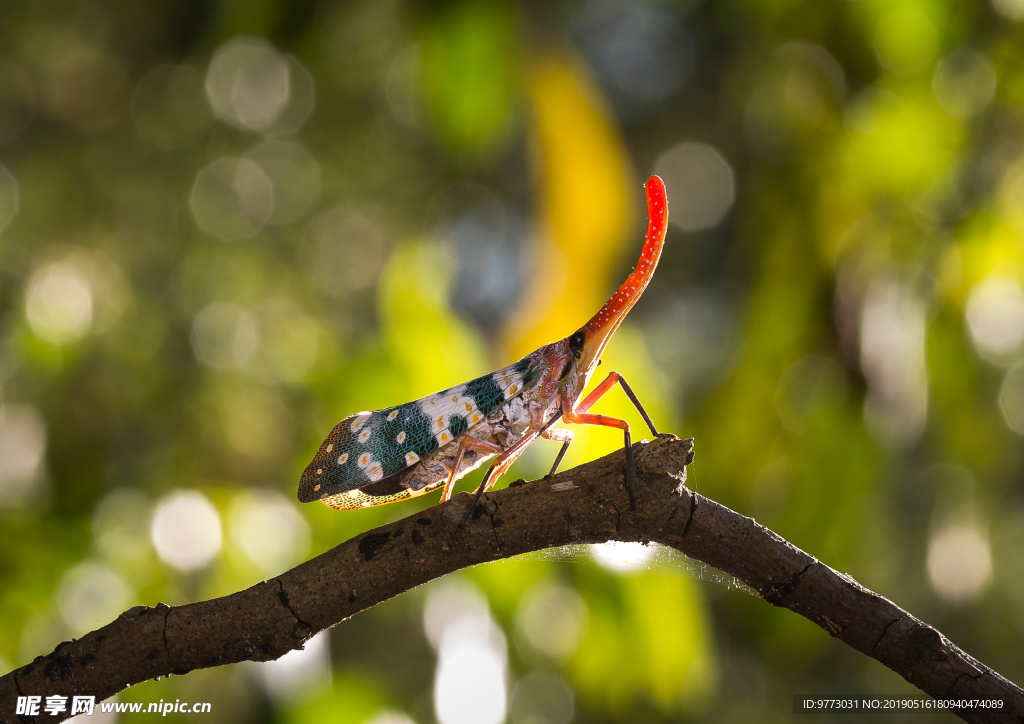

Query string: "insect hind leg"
[[444, 441, 527, 549], [439, 434, 503, 503], [562, 410, 637, 510]]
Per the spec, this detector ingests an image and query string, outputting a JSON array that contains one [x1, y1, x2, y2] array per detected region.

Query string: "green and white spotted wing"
[[298, 356, 540, 507]]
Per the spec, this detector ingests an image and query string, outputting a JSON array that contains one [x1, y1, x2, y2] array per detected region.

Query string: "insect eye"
[[569, 330, 585, 352]]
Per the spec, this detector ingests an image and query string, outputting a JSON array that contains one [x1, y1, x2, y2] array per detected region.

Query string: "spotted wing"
[[298, 355, 541, 504]]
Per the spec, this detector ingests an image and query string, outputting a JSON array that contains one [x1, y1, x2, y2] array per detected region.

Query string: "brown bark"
[[1, 436, 1021, 724]]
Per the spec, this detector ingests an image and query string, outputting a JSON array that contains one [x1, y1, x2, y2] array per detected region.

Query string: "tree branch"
[[1, 436, 1021, 724]]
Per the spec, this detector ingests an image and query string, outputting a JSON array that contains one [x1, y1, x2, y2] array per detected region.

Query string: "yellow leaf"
[[504, 53, 633, 359]]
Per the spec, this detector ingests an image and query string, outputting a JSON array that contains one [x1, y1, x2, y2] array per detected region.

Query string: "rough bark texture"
[[1, 436, 1021, 723]]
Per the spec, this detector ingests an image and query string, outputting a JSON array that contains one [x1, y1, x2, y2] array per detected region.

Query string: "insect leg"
[[439, 435, 504, 503], [561, 409, 637, 510], [541, 427, 574, 478], [576, 371, 659, 437], [439, 442, 467, 504], [445, 435, 533, 549]]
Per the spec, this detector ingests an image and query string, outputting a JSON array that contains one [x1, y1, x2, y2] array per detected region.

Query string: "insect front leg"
[[561, 407, 637, 510], [576, 371, 659, 437], [541, 427, 574, 478], [439, 434, 504, 503]]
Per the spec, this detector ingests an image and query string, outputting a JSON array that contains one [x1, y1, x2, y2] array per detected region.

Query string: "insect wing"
[[320, 480, 446, 510], [298, 356, 540, 504]]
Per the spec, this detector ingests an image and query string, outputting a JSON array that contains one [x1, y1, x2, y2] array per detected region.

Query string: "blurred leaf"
[[505, 51, 633, 359], [418, 0, 520, 159], [570, 567, 715, 714], [341, 240, 490, 413], [839, 83, 962, 197], [284, 670, 389, 724]]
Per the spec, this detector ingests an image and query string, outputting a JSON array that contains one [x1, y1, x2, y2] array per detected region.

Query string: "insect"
[[298, 175, 669, 545]]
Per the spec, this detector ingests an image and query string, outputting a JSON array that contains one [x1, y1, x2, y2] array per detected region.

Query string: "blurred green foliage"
[[419, 1, 520, 158], [1, 0, 1023, 722]]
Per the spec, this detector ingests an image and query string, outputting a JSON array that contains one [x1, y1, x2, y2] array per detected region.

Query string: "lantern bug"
[[298, 175, 669, 545]]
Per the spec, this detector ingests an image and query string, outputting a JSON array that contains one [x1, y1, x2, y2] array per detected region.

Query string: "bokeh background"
[[1, 0, 1022, 722]]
